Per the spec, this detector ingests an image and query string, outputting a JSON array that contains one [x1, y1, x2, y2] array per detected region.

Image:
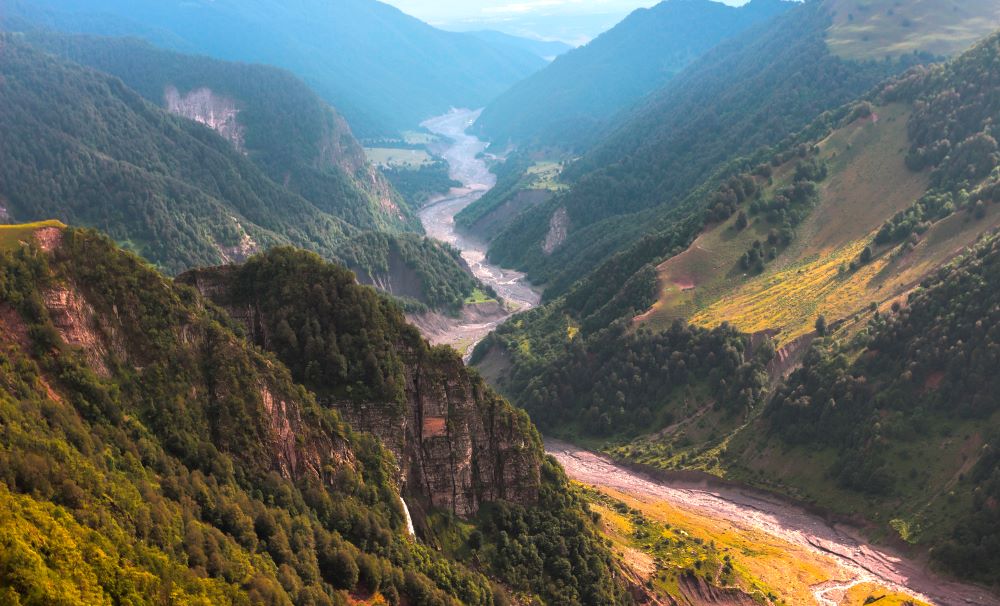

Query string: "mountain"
[[483, 0, 996, 299], [0, 223, 627, 605], [465, 30, 572, 61], [476, 26, 1000, 588], [0, 34, 356, 274], [473, 0, 794, 151], [2, 0, 548, 137], [26, 32, 419, 234]]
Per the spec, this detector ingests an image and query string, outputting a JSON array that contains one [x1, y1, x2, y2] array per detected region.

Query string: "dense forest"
[[23, 32, 419, 235], [474, 0, 791, 150], [0, 227, 629, 605], [0, 34, 357, 274], [382, 161, 460, 209]]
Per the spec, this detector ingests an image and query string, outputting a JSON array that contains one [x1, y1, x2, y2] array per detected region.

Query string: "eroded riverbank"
[[415, 109, 541, 356]]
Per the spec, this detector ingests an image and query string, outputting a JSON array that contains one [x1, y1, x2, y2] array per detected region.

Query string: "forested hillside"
[[477, 27, 1000, 588], [26, 32, 420, 234], [474, 0, 792, 150], [2, 0, 547, 136], [0, 34, 355, 274], [0, 224, 628, 605], [486, 0, 919, 293]]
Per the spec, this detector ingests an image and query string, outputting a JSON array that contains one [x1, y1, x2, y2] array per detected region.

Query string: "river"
[[417, 109, 541, 356]]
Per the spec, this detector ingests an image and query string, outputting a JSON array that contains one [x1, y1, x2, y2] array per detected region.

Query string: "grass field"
[[826, 0, 1000, 60], [0, 220, 66, 251], [364, 147, 433, 168]]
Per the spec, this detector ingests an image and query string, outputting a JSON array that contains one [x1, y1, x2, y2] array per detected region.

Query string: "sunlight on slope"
[[826, 0, 1000, 60], [0, 220, 66, 251]]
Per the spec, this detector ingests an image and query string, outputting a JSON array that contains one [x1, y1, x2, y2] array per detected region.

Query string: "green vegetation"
[[25, 32, 419, 235], [487, 1, 917, 297], [334, 232, 492, 314], [758, 232, 1000, 582], [365, 148, 434, 169], [0, 34, 357, 274], [0, 228, 629, 605], [0, 220, 65, 251], [474, 0, 792, 150], [382, 161, 460, 208]]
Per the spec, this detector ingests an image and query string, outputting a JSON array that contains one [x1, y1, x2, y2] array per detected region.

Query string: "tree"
[[815, 315, 827, 336], [735, 211, 749, 230]]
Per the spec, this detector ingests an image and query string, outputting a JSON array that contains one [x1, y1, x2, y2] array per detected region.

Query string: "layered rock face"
[[165, 85, 246, 152], [181, 265, 541, 517]]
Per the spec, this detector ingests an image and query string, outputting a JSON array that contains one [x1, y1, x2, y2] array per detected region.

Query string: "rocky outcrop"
[[182, 266, 541, 517], [164, 86, 245, 152], [542, 206, 569, 254]]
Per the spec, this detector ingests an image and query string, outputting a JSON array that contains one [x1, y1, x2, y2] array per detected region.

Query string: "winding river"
[[417, 109, 541, 355], [416, 110, 998, 606]]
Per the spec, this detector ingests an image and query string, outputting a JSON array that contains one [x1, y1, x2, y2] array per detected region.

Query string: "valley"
[[414, 109, 542, 356]]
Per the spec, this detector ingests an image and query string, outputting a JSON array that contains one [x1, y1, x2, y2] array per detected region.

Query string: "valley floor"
[[546, 439, 1000, 606]]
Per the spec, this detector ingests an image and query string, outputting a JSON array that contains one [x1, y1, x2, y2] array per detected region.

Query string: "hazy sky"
[[383, 0, 746, 44]]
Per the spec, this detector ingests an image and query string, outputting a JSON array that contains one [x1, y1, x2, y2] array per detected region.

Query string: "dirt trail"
[[546, 439, 1000, 606]]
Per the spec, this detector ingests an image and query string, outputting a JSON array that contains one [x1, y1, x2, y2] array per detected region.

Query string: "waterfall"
[[400, 496, 416, 537]]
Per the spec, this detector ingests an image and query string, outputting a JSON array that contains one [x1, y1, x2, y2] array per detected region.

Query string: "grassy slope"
[[0, 220, 65, 251], [638, 101, 1000, 346], [827, 0, 1000, 60]]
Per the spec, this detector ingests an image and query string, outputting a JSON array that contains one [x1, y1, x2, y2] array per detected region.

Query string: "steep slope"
[[474, 0, 793, 151], [0, 34, 355, 274], [3, 0, 547, 137], [26, 32, 419, 233], [0, 224, 627, 605], [479, 23, 1000, 450], [487, 0, 992, 297], [728, 231, 1000, 586]]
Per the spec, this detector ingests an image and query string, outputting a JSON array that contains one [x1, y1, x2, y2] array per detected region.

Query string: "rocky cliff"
[[180, 252, 541, 517]]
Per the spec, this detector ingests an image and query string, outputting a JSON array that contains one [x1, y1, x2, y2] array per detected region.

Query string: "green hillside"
[[3, 0, 547, 137], [474, 0, 793, 150], [25, 32, 420, 234], [485, 0, 992, 300], [477, 26, 1000, 588], [0, 224, 628, 605], [0, 34, 355, 274]]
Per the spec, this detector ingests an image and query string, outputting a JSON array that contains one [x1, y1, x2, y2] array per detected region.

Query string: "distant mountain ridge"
[[474, 0, 794, 150], [2, 0, 548, 136], [23, 32, 420, 235], [465, 30, 573, 60]]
